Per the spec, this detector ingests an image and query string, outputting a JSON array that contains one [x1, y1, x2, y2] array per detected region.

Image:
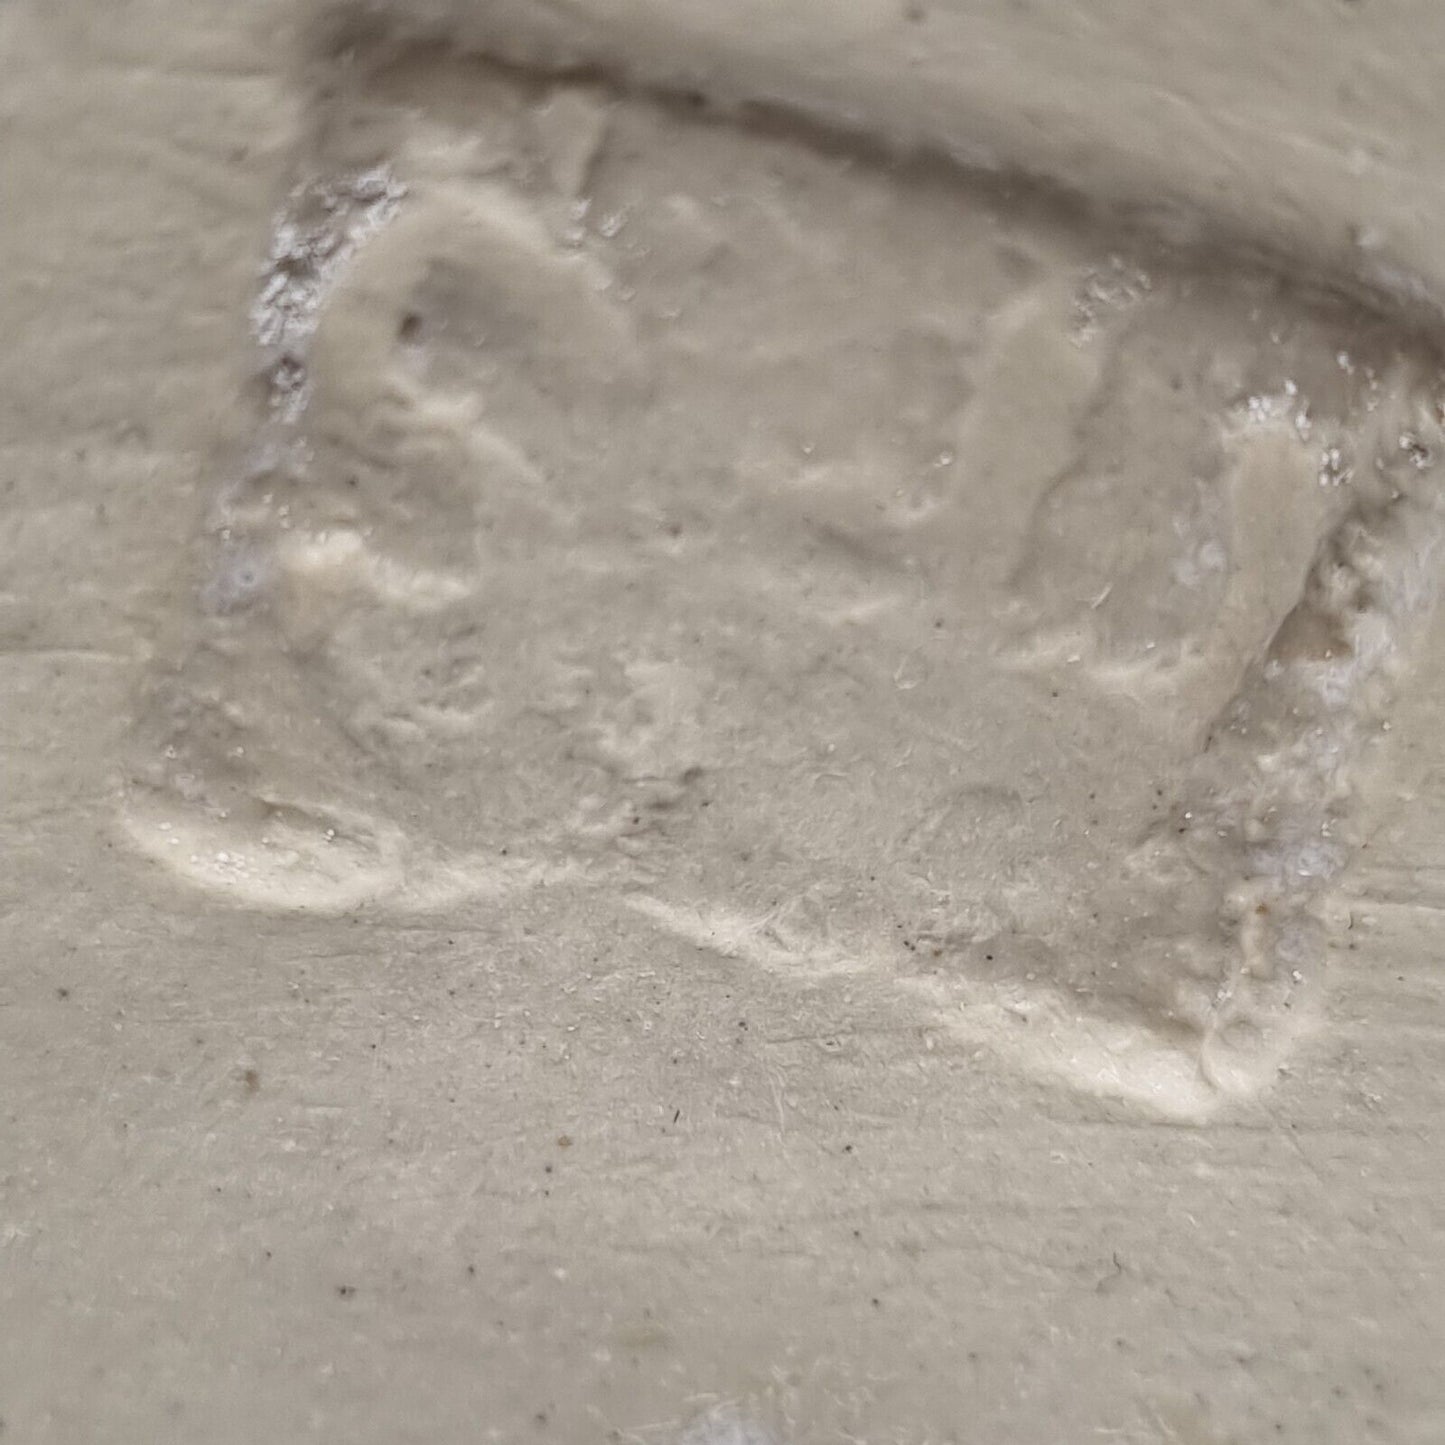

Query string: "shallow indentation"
[[120, 28, 1445, 1116]]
